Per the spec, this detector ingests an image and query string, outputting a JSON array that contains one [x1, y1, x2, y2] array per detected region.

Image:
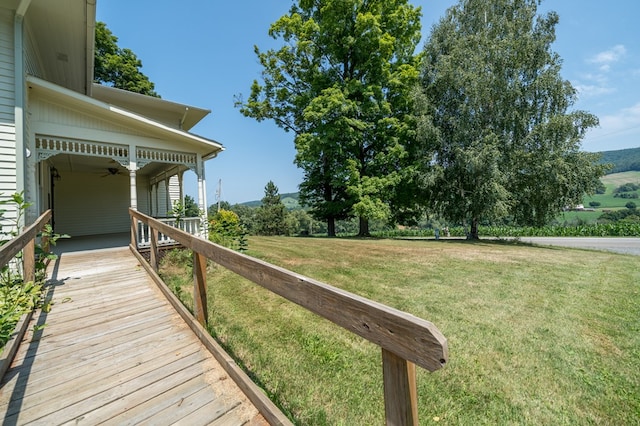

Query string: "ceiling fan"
[[101, 167, 124, 177]]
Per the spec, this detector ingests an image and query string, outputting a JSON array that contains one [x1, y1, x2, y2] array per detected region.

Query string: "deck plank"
[[0, 247, 263, 425]]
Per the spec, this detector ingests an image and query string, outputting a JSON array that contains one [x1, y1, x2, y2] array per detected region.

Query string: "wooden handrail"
[[0, 210, 52, 380], [0, 210, 52, 278], [130, 208, 448, 425]]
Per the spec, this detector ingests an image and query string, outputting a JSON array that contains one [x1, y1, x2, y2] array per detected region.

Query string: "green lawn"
[[160, 237, 640, 425]]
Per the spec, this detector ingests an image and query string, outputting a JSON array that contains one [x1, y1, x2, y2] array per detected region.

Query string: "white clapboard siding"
[[54, 170, 130, 236], [0, 9, 16, 225], [0, 8, 14, 124]]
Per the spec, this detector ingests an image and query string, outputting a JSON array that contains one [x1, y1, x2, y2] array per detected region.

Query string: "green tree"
[[183, 195, 200, 217], [94, 21, 159, 97], [228, 204, 257, 234], [238, 0, 423, 237], [209, 209, 243, 248], [255, 181, 289, 236], [419, 0, 606, 239]]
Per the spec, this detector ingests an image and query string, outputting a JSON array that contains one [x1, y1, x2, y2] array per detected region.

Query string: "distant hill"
[[240, 192, 300, 209], [599, 147, 640, 174]]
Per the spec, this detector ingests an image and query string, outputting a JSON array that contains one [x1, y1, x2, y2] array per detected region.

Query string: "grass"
[[160, 237, 640, 425]]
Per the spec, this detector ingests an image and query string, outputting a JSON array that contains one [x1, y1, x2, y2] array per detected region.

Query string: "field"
[[561, 171, 640, 223], [160, 237, 639, 425]]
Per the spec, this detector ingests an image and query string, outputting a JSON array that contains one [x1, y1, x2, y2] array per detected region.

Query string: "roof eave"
[[27, 76, 224, 158]]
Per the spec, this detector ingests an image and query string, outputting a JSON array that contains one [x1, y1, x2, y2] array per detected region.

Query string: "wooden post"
[[130, 217, 138, 248], [23, 238, 35, 284], [193, 251, 208, 326], [150, 228, 159, 273], [382, 348, 418, 426]]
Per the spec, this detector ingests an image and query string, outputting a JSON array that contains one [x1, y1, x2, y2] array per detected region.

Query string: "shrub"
[[626, 201, 637, 210], [209, 209, 244, 249], [614, 182, 640, 193], [588, 201, 601, 208]]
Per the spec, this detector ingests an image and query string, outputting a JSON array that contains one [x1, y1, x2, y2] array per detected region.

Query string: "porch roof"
[[91, 84, 211, 132], [27, 76, 225, 160]]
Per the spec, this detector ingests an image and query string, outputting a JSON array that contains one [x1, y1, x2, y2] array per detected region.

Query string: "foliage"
[[626, 202, 637, 210], [160, 236, 640, 424], [614, 182, 640, 193], [419, 0, 607, 239], [588, 201, 601, 208], [0, 193, 66, 348], [94, 21, 159, 97], [599, 147, 640, 174], [238, 0, 423, 237], [374, 221, 640, 238], [170, 195, 201, 223], [208, 209, 244, 249], [182, 195, 201, 217], [254, 181, 294, 236]]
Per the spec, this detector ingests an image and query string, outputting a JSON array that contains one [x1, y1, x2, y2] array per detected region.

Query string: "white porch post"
[[178, 171, 184, 206], [129, 146, 137, 210], [165, 178, 171, 214], [197, 156, 207, 238]]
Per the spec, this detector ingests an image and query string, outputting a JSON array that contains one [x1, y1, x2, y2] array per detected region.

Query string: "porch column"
[[129, 146, 137, 210], [178, 171, 184, 206], [165, 178, 171, 214], [197, 156, 207, 215], [197, 156, 207, 238]]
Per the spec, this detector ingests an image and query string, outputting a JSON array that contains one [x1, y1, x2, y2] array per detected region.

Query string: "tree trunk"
[[358, 217, 370, 237], [327, 217, 336, 237], [468, 218, 480, 240]]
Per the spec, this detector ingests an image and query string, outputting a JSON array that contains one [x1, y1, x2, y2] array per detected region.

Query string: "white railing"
[[136, 217, 203, 248]]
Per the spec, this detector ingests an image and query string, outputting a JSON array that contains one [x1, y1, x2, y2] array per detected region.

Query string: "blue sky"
[[96, 1, 640, 205]]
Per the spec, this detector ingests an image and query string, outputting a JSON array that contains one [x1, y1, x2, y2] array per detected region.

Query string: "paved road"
[[518, 237, 640, 256]]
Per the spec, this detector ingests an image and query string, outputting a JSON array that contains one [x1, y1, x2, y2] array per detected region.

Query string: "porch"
[[51, 216, 203, 254]]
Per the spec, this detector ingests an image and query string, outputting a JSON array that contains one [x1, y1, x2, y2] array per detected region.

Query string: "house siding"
[[0, 8, 16, 229], [54, 170, 130, 236], [0, 8, 14, 125]]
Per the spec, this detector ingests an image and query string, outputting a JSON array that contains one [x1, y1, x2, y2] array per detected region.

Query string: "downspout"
[[14, 0, 32, 226]]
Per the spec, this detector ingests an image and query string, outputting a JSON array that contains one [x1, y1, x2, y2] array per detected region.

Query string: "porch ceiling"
[[49, 154, 175, 178], [25, 0, 94, 95]]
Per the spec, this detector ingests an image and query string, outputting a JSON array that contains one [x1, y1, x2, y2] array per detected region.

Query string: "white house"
[[1, 0, 223, 241]]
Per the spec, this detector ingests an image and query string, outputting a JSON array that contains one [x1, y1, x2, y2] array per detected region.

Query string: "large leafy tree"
[[94, 21, 159, 97], [419, 0, 606, 238], [238, 0, 423, 236]]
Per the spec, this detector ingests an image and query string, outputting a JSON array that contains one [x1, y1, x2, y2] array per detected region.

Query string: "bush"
[[589, 201, 601, 208], [626, 201, 637, 210], [614, 182, 640, 193], [209, 209, 244, 249]]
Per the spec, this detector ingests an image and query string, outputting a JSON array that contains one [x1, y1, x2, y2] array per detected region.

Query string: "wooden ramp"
[[0, 247, 269, 425]]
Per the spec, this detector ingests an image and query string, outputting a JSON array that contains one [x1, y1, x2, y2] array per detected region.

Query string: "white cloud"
[[588, 45, 626, 68], [574, 83, 615, 98], [574, 45, 629, 100], [582, 102, 640, 151]]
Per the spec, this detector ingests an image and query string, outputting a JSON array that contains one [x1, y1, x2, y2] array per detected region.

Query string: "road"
[[518, 237, 640, 256]]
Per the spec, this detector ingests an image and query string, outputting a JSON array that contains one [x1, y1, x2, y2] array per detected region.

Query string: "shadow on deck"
[[0, 247, 277, 425]]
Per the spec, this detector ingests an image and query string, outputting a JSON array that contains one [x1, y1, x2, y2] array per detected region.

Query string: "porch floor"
[[0, 247, 268, 425], [52, 232, 130, 254]]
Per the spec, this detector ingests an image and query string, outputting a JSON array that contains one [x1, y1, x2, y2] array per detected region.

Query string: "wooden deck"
[[0, 247, 269, 425]]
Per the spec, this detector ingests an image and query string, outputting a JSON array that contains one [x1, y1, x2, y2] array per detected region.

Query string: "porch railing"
[[135, 217, 202, 248], [129, 208, 448, 426], [0, 210, 52, 379]]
